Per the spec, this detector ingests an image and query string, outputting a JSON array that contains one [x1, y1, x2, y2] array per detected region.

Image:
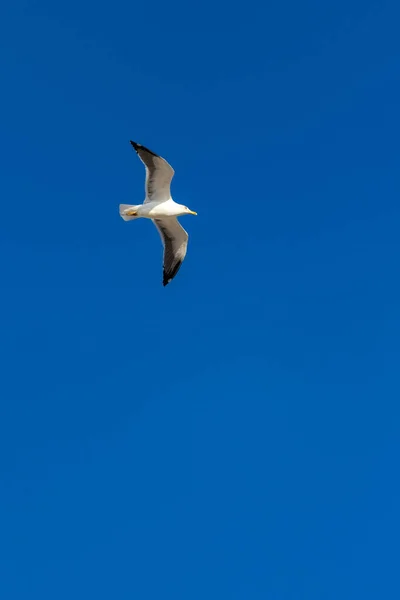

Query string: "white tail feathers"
[[119, 204, 140, 221]]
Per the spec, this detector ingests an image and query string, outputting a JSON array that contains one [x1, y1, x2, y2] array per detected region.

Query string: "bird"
[[120, 141, 197, 287]]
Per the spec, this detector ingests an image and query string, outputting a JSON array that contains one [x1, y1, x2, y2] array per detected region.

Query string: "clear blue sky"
[[1, 0, 400, 597]]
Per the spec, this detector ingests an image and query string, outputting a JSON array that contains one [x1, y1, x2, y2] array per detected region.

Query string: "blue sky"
[[1, 0, 400, 597]]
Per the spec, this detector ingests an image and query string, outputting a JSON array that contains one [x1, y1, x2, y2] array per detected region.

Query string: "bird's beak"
[[188, 210, 197, 215]]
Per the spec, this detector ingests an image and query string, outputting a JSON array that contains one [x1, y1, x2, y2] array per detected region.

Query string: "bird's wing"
[[130, 141, 174, 203], [153, 218, 189, 286]]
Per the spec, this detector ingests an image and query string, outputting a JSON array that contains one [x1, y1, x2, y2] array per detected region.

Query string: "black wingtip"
[[162, 262, 183, 287], [130, 140, 139, 152], [130, 140, 159, 157], [163, 270, 173, 287]]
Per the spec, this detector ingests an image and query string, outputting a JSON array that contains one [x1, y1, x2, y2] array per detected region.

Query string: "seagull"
[[120, 141, 197, 287]]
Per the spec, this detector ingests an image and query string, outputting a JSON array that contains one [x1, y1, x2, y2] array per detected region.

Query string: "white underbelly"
[[139, 200, 178, 218]]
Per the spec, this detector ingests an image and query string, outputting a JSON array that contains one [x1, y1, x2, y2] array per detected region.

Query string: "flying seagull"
[[120, 141, 197, 286]]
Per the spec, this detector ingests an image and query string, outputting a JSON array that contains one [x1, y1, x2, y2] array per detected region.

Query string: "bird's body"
[[122, 198, 192, 219], [119, 141, 197, 286]]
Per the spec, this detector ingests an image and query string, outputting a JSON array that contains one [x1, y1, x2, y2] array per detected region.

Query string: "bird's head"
[[182, 205, 197, 216]]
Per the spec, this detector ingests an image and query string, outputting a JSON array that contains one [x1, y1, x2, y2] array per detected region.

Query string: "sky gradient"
[[1, 0, 400, 598]]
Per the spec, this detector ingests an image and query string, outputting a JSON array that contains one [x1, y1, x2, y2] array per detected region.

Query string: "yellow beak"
[[188, 210, 197, 215]]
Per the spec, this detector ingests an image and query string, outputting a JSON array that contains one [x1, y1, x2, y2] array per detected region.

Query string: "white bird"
[[120, 141, 197, 287]]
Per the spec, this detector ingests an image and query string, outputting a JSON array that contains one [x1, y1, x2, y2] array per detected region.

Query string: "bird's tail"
[[119, 204, 140, 221]]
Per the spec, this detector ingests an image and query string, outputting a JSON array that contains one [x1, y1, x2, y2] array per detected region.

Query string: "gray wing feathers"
[[130, 141, 174, 203], [153, 218, 188, 286]]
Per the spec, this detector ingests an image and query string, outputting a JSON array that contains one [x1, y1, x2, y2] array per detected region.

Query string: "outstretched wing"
[[153, 218, 188, 286], [130, 141, 174, 203]]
